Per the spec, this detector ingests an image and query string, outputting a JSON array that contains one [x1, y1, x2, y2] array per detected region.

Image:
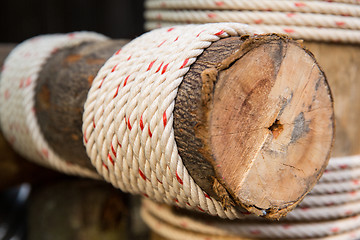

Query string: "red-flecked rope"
[[144, 0, 360, 43], [82, 23, 264, 220]]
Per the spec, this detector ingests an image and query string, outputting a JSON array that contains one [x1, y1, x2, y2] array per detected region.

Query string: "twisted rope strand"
[[142, 207, 360, 240], [145, 21, 360, 43], [146, 10, 360, 30], [142, 198, 360, 239], [145, 0, 360, 43], [301, 190, 360, 207]]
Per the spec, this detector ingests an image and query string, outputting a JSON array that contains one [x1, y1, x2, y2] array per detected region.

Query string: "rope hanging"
[[0, 32, 106, 178], [144, 0, 360, 43]]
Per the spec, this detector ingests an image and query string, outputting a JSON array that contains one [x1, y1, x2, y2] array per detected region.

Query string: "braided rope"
[[83, 23, 264, 219], [145, 0, 360, 43], [0, 32, 107, 178]]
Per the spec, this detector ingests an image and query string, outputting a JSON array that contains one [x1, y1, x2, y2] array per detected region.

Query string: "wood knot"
[[268, 119, 283, 139]]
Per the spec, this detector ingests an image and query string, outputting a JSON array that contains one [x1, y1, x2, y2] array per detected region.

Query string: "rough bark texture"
[[35, 40, 129, 170], [173, 37, 244, 203]]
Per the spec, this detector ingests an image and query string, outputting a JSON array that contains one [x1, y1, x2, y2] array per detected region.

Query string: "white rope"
[[141, 155, 360, 238], [146, 21, 360, 43], [311, 178, 360, 194], [145, 0, 360, 16], [83, 23, 264, 219], [300, 190, 360, 207], [324, 155, 360, 171], [144, 0, 360, 43], [146, 10, 360, 30], [0, 32, 107, 178], [286, 200, 360, 221], [142, 198, 360, 239], [319, 167, 360, 182], [142, 208, 360, 240]]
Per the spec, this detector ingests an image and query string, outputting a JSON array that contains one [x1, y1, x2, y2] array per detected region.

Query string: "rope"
[[142, 188, 360, 239], [146, 10, 360, 29], [82, 23, 263, 219], [1, 18, 359, 239], [144, 0, 360, 43], [145, 0, 360, 15], [300, 190, 360, 207], [142, 205, 360, 240], [0, 32, 107, 178]]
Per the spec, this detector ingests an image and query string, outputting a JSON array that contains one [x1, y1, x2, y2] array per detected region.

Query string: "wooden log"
[[173, 35, 333, 218], [1, 35, 334, 219], [35, 40, 129, 170]]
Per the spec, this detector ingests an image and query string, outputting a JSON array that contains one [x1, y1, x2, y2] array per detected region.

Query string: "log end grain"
[[211, 35, 334, 219], [176, 34, 334, 219]]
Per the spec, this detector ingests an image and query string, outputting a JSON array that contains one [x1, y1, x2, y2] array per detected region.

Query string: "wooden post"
[[1, 35, 334, 219]]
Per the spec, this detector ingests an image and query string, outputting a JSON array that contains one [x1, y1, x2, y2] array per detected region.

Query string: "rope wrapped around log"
[[0, 23, 334, 221]]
